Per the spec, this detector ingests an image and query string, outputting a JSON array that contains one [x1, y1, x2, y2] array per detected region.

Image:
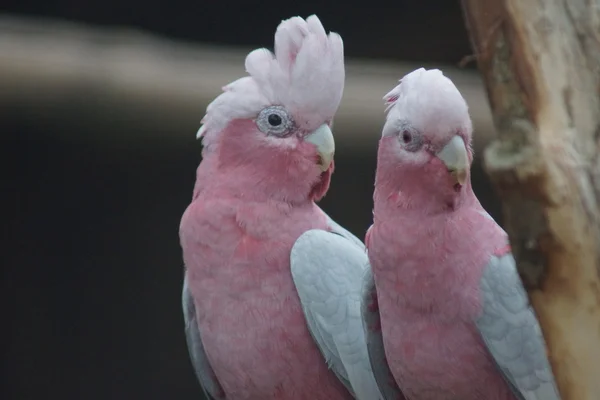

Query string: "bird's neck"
[[370, 205, 484, 318], [374, 149, 476, 216], [192, 150, 322, 206], [374, 172, 474, 219]]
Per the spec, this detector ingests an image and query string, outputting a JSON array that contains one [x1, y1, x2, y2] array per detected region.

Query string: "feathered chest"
[[180, 197, 351, 399], [367, 204, 509, 311], [180, 196, 328, 304], [378, 295, 509, 400], [369, 224, 484, 316], [368, 210, 515, 399]]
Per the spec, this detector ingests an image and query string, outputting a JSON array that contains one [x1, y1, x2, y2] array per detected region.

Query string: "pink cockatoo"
[[180, 15, 382, 400], [361, 68, 561, 400]]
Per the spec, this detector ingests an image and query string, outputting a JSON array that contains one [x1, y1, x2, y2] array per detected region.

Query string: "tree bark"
[[461, 0, 600, 399]]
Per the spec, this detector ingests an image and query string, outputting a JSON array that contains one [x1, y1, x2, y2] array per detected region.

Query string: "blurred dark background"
[[3, 0, 471, 64], [2, 2, 500, 399]]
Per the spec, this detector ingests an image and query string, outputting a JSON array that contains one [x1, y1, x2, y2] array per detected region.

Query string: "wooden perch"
[[0, 15, 496, 154], [461, 0, 600, 399]]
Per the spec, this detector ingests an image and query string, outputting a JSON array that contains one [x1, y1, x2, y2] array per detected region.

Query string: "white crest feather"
[[196, 15, 345, 150], [382, 68, 472, 139]]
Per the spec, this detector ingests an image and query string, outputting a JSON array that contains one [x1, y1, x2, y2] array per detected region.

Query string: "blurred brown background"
[[1, 2, 501, 399]]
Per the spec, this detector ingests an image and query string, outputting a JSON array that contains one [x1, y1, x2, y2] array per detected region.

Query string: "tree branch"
[[461, 0, 600, 399], [0, 15, 497, 153]]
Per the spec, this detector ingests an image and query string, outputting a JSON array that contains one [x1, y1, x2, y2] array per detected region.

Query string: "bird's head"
[[376, 68, 473, 210], [197, 15, 344, 203]]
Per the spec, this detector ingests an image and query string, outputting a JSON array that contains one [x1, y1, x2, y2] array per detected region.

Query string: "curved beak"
[[305, 124, 335, 172], [436, 135, 469, 186]]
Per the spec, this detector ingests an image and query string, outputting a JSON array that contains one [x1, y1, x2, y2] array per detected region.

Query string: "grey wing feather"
[[361, 266, 406, 400], [290, 221, 383, 400], [182, 273, 225, 399], [476, 253, 561, 400]]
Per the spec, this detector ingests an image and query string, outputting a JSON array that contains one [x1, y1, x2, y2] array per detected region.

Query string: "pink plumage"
[[367, 68, 519, 399], [180, 15, 353, 399]]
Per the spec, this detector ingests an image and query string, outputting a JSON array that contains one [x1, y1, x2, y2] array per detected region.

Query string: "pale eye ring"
[[256, 106, 295, 136], [397, 126, 423, 152]]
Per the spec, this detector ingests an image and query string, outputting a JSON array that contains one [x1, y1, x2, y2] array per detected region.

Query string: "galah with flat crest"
[[180, 15, 383, 400], [362, 68, 561, 400]]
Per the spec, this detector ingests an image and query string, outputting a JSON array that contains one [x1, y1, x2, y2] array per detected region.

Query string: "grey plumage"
[[361, 267, 406, 400], [476, 253, 561, 400], [290, 215, 384, 400], [182, 213, 382, 399], [182, 274, 225, 399]]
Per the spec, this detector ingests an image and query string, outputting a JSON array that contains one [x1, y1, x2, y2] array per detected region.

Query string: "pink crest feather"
[[382, 68, 428, 112], [384, 95, 399, 104], [274, 16, 310, 74], [382, 68, 473, 141], [197, 15, 345, 147]]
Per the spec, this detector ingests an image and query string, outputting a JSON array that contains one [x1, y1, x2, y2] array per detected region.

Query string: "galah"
[[180, 15, 382, 400], [362, 68, 561, 400]]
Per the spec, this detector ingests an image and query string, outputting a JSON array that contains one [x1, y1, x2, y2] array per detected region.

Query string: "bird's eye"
[[397, 127, 423, 152], [268, 114, 282, 126], [256, 106, 294, 136]]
